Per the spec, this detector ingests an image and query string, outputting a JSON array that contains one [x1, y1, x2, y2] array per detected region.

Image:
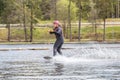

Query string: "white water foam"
[[53, 55, 99, 63], [78, 46, 120, 59], [52, 44, 120, 63], [69, 44, 120, 60]]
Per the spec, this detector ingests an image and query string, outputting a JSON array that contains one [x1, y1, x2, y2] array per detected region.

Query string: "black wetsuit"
[[50, 26, 64, 56]]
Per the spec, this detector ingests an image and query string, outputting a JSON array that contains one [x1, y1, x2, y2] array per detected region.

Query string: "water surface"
[[0, 43, 120, 80]]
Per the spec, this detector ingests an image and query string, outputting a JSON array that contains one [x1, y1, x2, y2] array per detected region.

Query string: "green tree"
[[94, 0, 113, 41], [50, 0, 58, 20], [56, 0, 77, 21], [89, 0, 98, 40], [68, 0, 72, 41], [56, 0, 77, 39], [75, 0, 91, 41], [26, 0, 41, 42], [0, 0, 5, 19], [1, 0, 16, 41], [22, 0, 28, 41], [39, 0, 51, 20], [78, 0, 82, 41]]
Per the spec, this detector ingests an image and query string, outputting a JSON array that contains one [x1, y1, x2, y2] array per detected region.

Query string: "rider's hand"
[[48, 30, 53, 32]]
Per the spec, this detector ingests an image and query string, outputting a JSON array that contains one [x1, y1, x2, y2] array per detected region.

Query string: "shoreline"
[[0, 41, 119, 45]]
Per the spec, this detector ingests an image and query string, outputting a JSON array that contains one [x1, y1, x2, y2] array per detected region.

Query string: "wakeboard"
[[43, 56, 52, 59]]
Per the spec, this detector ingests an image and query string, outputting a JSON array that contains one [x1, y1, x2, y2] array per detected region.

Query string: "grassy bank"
[[0, 26, 120, 42], [68, 26, 120, 41]]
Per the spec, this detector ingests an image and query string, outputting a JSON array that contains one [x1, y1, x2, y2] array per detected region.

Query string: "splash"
[[53, 44, 120, 63], [53, 55, 97, 63], [76, 44, 120, 59]]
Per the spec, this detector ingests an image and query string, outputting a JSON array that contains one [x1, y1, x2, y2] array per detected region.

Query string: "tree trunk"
[[103, 18, 106, 41], [78, 0, 82, 41], [94, 19, 97, 41], [54, 0, 57, 20], [63, 20, 66, 37], [23, 0, 27, 42], [68, 0, 72, 41], [118, 0, 119, 18], [116, 5, 117, 18], [30, 6, 33, 42], [66, 24, 69, 39], [7, 24, 10, 42]]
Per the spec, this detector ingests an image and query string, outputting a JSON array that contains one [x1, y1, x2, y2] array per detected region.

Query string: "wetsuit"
[[50, 26, 64, 56]]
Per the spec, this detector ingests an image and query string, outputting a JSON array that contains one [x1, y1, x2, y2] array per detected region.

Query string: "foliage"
[[0, 0, 119, 23], [0, 0, 5, 16], [39, 0, 51, 20], [75, 0, 91, 20], [93, 0, 113, 20], [0, 26, 120, 41], [56, 0, 78, 21]]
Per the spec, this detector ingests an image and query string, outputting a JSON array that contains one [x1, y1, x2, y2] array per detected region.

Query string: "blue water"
[[0, 43, 120, 80]]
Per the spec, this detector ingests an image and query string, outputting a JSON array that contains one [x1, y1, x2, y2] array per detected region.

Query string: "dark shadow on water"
[[43, 58, 64, 76], [54, 63, 64, 76]]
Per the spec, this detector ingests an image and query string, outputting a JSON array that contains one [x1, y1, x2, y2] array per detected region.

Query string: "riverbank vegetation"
[[0, 26, 119, 43], [0, 0, 120, 42]]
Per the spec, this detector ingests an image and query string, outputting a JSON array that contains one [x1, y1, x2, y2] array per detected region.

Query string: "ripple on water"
[[0, 44, 120, 80]]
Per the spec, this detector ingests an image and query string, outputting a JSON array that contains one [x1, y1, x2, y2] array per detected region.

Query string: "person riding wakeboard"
[[49, 20, 64, 56]]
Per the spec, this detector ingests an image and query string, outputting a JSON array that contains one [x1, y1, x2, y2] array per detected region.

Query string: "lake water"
[[0, 43, 120, 80]]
